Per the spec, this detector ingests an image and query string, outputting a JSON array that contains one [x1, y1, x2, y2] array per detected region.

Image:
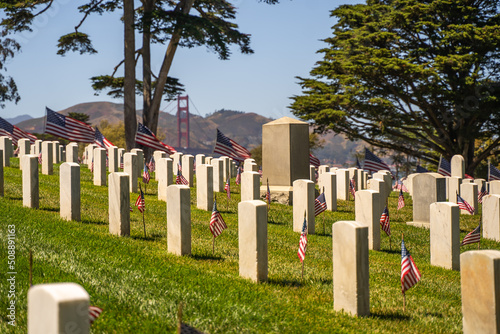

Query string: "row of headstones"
[[294, 169, 392, 238], [25, 222, 499, 333], [334, 221, 500, 333]]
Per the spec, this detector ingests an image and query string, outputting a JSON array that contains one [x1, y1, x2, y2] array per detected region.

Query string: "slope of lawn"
[[0, 157, 492, 333]]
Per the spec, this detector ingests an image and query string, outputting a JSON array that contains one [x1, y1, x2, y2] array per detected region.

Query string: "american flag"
[[437, 156, 451, 177], [176, 164, 189, 185], [135, 189, 145, 213], [142, 164, 150, 184], [120, 156, 124, 169], [349, 177, 356, 199], [235, 167, 241, 185], [135, 122, 176, 154], [461, 224, 481, 246], [314, 192, 327, 216], [213, 129, 251, 161], [45, 107, 95, 143], [364, 148, 391, 174], [397, 189, 405, 210], [478, 183, 488, 204], [297, 216, 308, 263], [0, 116, 37, 145], [401, 239, 421, 294], [224, 176, 230, 199], [258, 166, 263, 179], [147, 156, 155, 173], [489, 163, 500, 181], [380, 206, 391, 236], [266, 178, 271, 205], [94, 126, 114, 149], [309, 153, 320, 168], [89, 306, 102, 325], [90, 158, 94, 173], [38, 152, 42, 165], [416, 165, 429, 173], [457, 193, 475, 214], [210, 199, 227, 238]]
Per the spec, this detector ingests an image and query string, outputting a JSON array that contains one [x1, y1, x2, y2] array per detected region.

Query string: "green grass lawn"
[[0, 158, 492, 333]]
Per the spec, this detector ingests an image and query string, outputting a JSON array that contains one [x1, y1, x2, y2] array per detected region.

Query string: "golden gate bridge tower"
[[177, 95, 189, 148]]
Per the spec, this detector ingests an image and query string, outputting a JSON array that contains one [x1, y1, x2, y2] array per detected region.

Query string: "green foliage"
[[291, 0, 500, 175], [0, 36, 20, 108], [57, 32, 97, 56], [68, 112, 91, 124], [250, 145, 262, 166], [0, 157, 493, 333], [91, 75, 184, 101], [99, 120, 126, 149]]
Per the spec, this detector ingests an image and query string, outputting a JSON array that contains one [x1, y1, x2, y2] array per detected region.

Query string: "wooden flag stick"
[[213, 236, 215, 255], [29, 249, 33, 287], [142, 210, 146, 239], [403, 293, 406, 312], [177, 302, 183, 334], [322, 214, 325, 235], [301, 261, 305, 280], [389, 235, 392, 251]]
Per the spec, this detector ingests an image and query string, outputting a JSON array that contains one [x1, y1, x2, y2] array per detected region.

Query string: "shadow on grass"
[[371, 310, 411, 320], [81, 219, 108, 226], [267, 278, 303, 287], [131, 233, 163, 241], [191, 253, 223, 261], [40, 206, 59, 212], [6, 196, 22, 201], [382, 249, 401, 254], [267, 219, 285, 225]]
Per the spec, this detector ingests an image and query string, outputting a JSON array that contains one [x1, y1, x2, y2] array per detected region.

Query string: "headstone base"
[[406, 221, 430, 229]]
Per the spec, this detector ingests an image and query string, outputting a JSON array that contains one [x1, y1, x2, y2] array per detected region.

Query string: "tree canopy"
[[290, 0, 500, 175], [0, 34, 20, 108]]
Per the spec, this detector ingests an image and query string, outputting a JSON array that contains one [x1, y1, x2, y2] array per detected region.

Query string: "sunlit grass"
[[0, 157, 493, 333]]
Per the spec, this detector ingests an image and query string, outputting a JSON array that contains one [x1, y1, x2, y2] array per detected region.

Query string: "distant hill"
[[14, 101, 362, 166], [5, 114, 33, 125]]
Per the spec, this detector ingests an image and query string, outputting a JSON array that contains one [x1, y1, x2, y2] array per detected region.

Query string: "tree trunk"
[[124, 0, 136, 151], [148, 0, 195, 134], [141, 0, 155, 160]]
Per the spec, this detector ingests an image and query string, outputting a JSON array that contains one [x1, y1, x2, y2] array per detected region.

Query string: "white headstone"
[[157, 158, 173, 202], [318, 172, 337, 211], [196, 164, 213, 211], [241, 171, 260, 202], [355, 190, 381, 250], [22, 155, 38, 208], [60, 163, 80, 221], [108, 172, 130, 236], [430, 202, 460, 270], [167, 185, 191, 256], [41, 141, 53, 175], [293, 179, 315, 234]]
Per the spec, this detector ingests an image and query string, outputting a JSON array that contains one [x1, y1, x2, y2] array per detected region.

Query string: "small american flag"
[[297, 216, 308, 263], [235, 167, 241, 185], [224, 176, 230, 199], [349, 177, 356, 199], [397, 189, 405, 210], [210, 199, 227, 238], [38, 152, 42, 165], [401, 239, 421, 294], [147, 156, 155, 173], [0, 116, 37, 145], [45, 107, 95, 143], [13, 147, 19, 155], [266, 178, 271, 205], [457, 193, 475, 214], [90, 158, 94, 173], [437, 156, 451, 177], [380, 206, 391, 236], [142, 164, 150, 184], [314, 192, 327, 216], [120, 156, 124, 169], [135, 189, 145, 213], [478, 183, 488, 204], [461, 224, 481, 246], [130, 206, 133, 212], [364, 148, 391, 174], [135, 122, 176, 154], [258, 166, 263, 179], [94, 126, 114, 149], [176, 164, 189, 185], [309, 153, 320, 168], [213, 129, 251, 162], [489, 163, 500, 181], [89, 306, 102, 325]]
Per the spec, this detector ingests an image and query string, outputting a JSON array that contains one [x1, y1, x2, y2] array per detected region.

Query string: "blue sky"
[[2, 0, 359, 121]]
